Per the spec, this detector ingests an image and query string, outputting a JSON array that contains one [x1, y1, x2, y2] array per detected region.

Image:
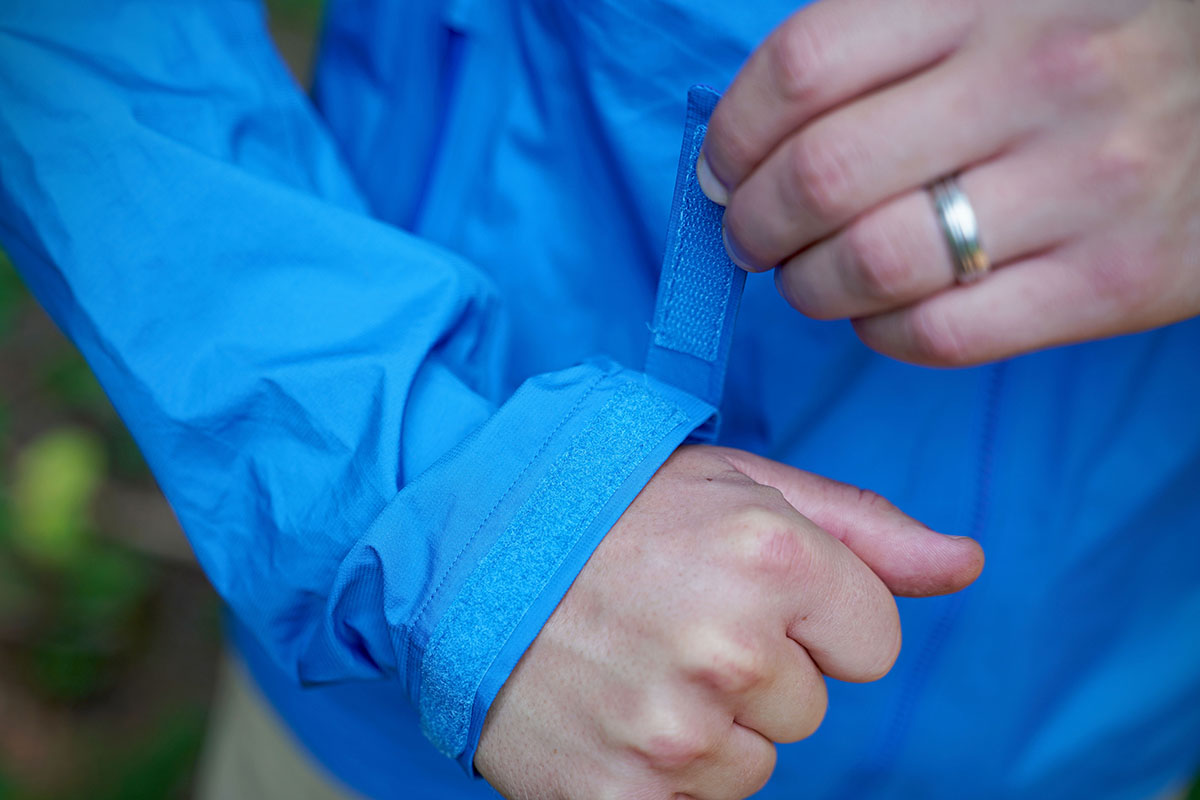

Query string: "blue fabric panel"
[[646, 86, 746, 440], [418, 381, 688, 757]]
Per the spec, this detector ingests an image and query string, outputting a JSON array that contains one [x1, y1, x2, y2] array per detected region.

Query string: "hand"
[[474, 446, 983, 799], [699, 0, 1200, 366]]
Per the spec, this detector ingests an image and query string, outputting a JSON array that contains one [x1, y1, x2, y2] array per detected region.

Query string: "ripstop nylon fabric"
[[2, 2, 1199, 799]]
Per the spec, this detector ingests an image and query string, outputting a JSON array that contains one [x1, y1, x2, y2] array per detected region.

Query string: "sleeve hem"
[[407, 363, 713, 767], [461, 386, 708, 774]]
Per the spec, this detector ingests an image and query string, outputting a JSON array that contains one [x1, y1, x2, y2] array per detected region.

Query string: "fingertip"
[[696, 150, 730, 206], [955, 535, 986, 586], [892, 533, 985, 598]]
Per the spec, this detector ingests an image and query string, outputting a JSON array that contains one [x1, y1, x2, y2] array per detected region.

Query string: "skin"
[[475, 446, 983, 799], [698, 0, 1200, 366]]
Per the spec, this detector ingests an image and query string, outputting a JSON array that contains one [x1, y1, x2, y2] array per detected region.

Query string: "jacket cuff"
[[328, 358, 713, 771], [425, 359, 712, 770]]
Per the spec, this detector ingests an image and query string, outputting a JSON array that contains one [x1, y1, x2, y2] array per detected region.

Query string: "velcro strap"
[[645, 85, 745, 442]]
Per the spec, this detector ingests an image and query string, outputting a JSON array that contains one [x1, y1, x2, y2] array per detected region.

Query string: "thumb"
[[718, 448, 984, 597]]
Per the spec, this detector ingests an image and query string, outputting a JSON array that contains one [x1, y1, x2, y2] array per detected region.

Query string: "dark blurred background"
[[0, 2, 1196, 799]]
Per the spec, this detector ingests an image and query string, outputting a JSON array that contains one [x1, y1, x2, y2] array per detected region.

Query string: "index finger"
[[698, 0, 977, 204], [783, 517, 903, 683]]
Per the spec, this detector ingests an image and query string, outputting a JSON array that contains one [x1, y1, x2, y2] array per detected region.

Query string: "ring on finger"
[[928, 175, 991, 284]]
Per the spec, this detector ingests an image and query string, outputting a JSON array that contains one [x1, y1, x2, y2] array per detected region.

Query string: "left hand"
[[698, 0, 1200, 366]]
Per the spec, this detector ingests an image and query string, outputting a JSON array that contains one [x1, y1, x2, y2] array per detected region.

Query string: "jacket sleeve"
[[0, 0, 714, 769]]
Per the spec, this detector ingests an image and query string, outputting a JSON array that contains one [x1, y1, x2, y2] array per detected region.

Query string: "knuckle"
[[754, 527, 811, 577], [1085, 139, 1153, 209], [1024, 29, 1113, 104], [685, 630, 771, 695], [728, 503, 789, 538], [731, 508, 812, 578], [768, 17, 830, 106], [907, 305, 975, 367], [786, 132, 861, 222], [852, 485, 898, 515], [634, 715, 718, 771], [843, 218, 921, 302]]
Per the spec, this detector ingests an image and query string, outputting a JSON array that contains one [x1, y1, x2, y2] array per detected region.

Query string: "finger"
[[852, 244, 1149, 367], [699, 0, 978, 203], [721, 47, 1023, 272], [781, 522, 903, 683], [719, 448, 985, 597], [730, 640, 827, 744], [676, 723, 777, 800], [773, 139, 1110, 320]]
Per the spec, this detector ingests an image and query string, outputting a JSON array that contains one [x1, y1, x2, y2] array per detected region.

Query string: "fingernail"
[[722, 222, 758, 272], [696, 151, 729, 206]]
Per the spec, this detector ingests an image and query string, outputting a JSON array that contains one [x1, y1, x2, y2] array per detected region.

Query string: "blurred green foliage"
[[0, 261, 155, 706], [27, 547, 149, 702], [0, 250, 197, 797], [11, 428, 104, 568], [5, 426, 152, 703]]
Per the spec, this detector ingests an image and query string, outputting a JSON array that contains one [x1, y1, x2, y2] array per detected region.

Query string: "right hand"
[[475, 445, 983, 800]]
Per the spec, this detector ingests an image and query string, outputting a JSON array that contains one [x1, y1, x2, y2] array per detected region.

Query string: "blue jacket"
[[1, 1, 1198, 798]]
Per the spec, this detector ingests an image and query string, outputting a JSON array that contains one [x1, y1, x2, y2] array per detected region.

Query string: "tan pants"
[[195, 656, 359, 800]]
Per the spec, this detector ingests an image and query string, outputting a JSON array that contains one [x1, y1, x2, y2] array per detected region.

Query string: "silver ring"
[[929, 176, 991, 284]]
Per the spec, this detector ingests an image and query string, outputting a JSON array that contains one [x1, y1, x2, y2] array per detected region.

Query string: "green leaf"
[[11, 428, 105, 568]]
